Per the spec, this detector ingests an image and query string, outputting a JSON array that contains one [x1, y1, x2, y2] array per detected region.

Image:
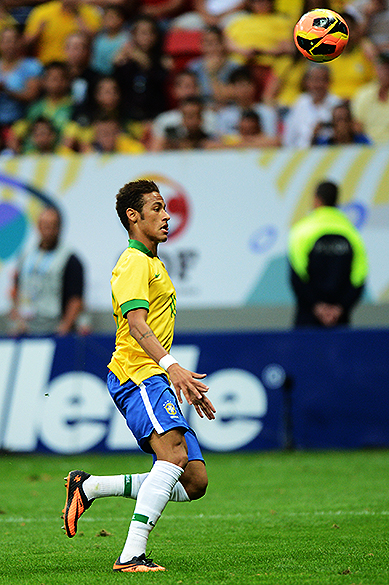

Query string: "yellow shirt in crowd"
[[352, 81, 389, 144], [24, 1, 102, 64], [225, 12, 294, 72]]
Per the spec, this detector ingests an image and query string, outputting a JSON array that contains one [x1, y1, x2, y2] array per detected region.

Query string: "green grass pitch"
[[0, 450, 388, 585]]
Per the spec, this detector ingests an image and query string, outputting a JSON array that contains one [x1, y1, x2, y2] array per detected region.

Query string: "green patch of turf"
[[0, 450, 388, 584]]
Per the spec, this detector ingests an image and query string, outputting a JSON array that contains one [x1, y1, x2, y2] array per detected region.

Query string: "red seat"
[[164, 29, 203, 70]]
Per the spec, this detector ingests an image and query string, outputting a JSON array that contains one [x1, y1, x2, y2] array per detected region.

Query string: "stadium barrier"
[[1, 328, 388, 454]]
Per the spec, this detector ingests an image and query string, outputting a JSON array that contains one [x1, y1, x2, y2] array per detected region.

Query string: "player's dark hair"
[[116, 179, 160, 231], [315, 181, 338, 207]]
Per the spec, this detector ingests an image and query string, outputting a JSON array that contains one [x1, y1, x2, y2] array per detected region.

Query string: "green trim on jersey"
[[128, 239, 154, 257], [121, 299, 149, 317]]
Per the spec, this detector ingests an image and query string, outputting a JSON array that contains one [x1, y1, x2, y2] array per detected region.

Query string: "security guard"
[[288, 180, 368, 327]]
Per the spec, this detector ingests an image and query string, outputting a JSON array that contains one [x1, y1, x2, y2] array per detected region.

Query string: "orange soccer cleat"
[[62, 470, 94, 538], [113, 554, 166, 572]]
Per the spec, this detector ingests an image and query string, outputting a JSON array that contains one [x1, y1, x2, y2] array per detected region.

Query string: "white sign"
[[0, 339, 269, 453], [0, 146, 388, 314]]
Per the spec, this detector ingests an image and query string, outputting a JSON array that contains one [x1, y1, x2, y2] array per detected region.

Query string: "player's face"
[[137, 192, 170, 246]]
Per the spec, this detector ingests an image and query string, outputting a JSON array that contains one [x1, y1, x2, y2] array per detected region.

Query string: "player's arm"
[[127, 308, 216, 420]]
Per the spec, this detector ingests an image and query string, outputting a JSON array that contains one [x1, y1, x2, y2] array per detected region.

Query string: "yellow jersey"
[[225, 12, 293, 70], [24, 1, 101, 64], [108, 239, 177, 385]]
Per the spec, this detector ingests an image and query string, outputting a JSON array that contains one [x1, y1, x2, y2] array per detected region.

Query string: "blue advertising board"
[[0, 329, 388, 454]]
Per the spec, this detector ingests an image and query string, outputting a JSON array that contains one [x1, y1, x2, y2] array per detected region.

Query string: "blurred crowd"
[[0, 0, 387, 154]]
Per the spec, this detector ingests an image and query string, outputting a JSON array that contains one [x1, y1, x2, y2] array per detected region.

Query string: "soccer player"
[[62, 179, 216, 572]]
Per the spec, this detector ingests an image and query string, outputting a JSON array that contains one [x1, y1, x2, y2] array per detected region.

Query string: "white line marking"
[[1, 510, 389, 523]]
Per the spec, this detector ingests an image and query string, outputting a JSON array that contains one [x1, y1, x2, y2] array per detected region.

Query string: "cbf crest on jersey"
[[163, 400, 178, 418]]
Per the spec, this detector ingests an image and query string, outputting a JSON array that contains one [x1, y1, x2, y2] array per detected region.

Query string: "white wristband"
[[159, 354, 178, 371]]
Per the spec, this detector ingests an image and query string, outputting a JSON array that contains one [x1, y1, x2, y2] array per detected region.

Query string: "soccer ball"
[[294, 9, 349, 62]]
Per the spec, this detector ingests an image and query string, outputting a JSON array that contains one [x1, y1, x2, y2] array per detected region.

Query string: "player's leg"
[[126, 427, 207, 501], [80, 426, 207, 504], [180, 459, 208, 500], [114, 427, 188, 571]]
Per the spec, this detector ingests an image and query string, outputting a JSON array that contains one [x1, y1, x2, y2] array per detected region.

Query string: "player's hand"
[[167, 363, 209, 405], [192, 393, 216, 420]]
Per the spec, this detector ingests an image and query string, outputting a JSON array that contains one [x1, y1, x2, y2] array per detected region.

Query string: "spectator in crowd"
[[351, 50, 389, 144], [82, 116, 146, 153], [313, 101, 371, 145], [208, 107, 280, 146], [150, 68, 218, 150], [326, 11, 374, 101], [9, 206, 87, 335], [283, 63, 341, 147], [288, 180, 368, 327], [224, 0, 295, 96], [187, 25, 240, 107], [113, 16, 171, 134], [263, 47, 308, 118], [262, 0, 332, 111], [215, 66, 279, 139], [63, 75, 131, 151], [0, 26, 43, 141], [64, 31, 101, 112], [20, 116, 59, 154], [158, 96, 214, 149], [23, 0, 102, 65], [351, 0, 389, 53], [9, 61, 74, 153], [91, 5, 130, 76]]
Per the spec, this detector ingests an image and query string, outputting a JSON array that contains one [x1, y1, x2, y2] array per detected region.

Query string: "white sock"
[[120, 460, 183, 562], [83, 475, 124, 500], [82, 472, 190, 502], [126, 472, 190, 502]]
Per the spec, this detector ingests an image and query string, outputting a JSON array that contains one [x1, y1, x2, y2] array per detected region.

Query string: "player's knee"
[[186, 475, 208, 500]]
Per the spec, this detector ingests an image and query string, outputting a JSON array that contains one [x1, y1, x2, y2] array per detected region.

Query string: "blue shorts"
[[107, 370, 204, 461]]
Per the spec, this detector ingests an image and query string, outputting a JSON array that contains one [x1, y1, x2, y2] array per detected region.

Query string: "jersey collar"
[[128, 239, 154, 257]]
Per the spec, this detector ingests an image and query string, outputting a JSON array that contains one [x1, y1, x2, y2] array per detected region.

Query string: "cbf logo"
[[163, 400, 179, 418], [138, 174, 190, 240]]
